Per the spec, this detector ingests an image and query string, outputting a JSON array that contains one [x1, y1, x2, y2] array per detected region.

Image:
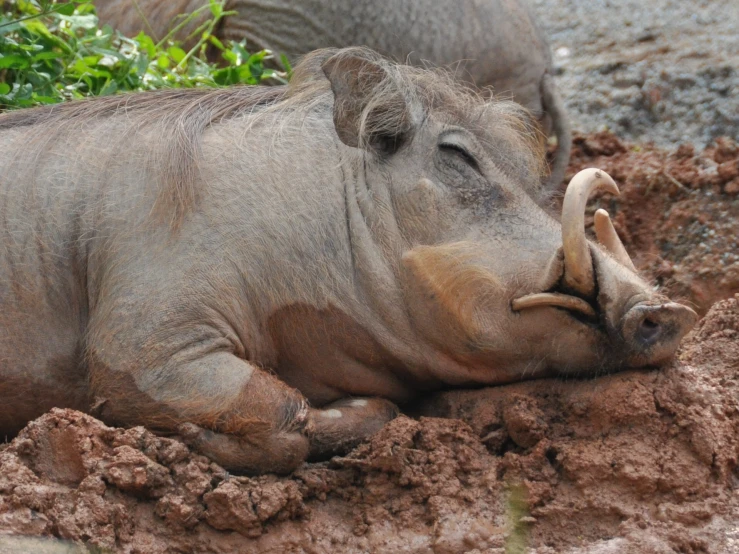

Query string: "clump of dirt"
[[561, 132, 739, 315], [0, 408, 509, 553], [0, 297, 737, 553]]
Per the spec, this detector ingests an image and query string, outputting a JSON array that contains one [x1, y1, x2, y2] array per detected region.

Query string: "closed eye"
[[439, 142, 481, 174]]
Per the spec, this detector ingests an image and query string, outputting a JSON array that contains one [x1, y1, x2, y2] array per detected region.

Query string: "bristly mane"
[[0, 47, 545, 227], [0, 86, 283, 132]]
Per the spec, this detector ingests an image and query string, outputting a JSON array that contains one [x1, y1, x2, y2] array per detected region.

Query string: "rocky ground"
[[532, 0, 738, 150]]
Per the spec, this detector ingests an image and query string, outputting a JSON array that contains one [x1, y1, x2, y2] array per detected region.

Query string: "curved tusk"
[[561, 168, 619, 297], [593, 209, 636, 272], [512, 293, 596, 318]]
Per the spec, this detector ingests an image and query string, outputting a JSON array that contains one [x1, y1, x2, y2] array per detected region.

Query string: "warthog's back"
[[94, 0, 571, 188]]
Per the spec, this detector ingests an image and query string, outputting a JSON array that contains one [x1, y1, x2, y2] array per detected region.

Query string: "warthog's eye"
[[439, 142, 481, 175]]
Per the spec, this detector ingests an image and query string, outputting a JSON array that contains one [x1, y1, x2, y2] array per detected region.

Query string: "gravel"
[[530, 0, 739, 148]]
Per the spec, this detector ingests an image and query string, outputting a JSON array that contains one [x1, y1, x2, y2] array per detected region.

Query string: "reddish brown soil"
[[424, 294, 739, 553], [1, 136, 738, 553]]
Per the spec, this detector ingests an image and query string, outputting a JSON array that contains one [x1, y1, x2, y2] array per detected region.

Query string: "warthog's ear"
[[321, 49, 413, 154]]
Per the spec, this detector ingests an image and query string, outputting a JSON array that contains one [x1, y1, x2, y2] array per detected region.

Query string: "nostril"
[[638, 317, 661, 344], [622, 301, 697, 365]]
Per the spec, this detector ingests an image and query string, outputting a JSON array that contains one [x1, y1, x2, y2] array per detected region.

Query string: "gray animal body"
[[0, 48, 695, 474], [95, 0, 572, 188]]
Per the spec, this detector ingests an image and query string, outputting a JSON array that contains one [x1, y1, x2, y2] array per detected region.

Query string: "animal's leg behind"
[[182, 396, 399, 468], [541, 73, 572, 195]]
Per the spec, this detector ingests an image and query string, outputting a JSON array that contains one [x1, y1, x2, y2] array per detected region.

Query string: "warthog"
[[94, 0, 572, 189], [0, 48, 695, 474]]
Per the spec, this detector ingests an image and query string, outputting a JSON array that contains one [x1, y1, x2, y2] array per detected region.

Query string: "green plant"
[[0, 0, 285, 110], [504, 482, 531, 554]]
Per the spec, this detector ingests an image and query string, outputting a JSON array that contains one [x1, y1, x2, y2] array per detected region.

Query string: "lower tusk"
[[512, 292, 596, 318], [593, 209, 637, 272]]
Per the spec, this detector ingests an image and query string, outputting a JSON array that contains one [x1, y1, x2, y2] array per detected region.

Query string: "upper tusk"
[[512, 292, 596, 318], [593, 209, 637, 271], [561, 168, 620, 298]]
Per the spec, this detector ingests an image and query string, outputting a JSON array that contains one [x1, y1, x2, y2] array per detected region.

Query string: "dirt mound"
[[424, 294, 739, 553], [0, 296, 737, 552], [562, 132, 739, 315], [0, 408, 509, 553]]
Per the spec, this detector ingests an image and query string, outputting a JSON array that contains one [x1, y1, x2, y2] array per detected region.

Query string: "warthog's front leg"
[[84, 249, 399, 473], [89, 347, 312, 474], [89, 338, 397, 474]]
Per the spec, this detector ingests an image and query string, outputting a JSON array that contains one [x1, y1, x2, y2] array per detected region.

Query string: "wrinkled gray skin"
[[95, 0, 572, 190], [0, 48, 694, 474]]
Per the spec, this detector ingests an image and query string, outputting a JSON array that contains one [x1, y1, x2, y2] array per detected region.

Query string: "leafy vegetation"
[[0, 0, 288, 110]]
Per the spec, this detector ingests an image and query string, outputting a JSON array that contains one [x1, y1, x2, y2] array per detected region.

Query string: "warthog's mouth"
[[511, 168, 626, 321]]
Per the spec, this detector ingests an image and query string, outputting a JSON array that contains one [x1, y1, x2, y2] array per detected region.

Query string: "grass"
[[0, 0, 289, 110]]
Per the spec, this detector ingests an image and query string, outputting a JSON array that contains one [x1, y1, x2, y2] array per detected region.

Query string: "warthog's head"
[[318, 48, 696, 381]]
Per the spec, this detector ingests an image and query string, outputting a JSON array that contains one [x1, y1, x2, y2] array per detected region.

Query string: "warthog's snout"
[[513, 168, 697, 369], [620, 300, 698, 365]]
